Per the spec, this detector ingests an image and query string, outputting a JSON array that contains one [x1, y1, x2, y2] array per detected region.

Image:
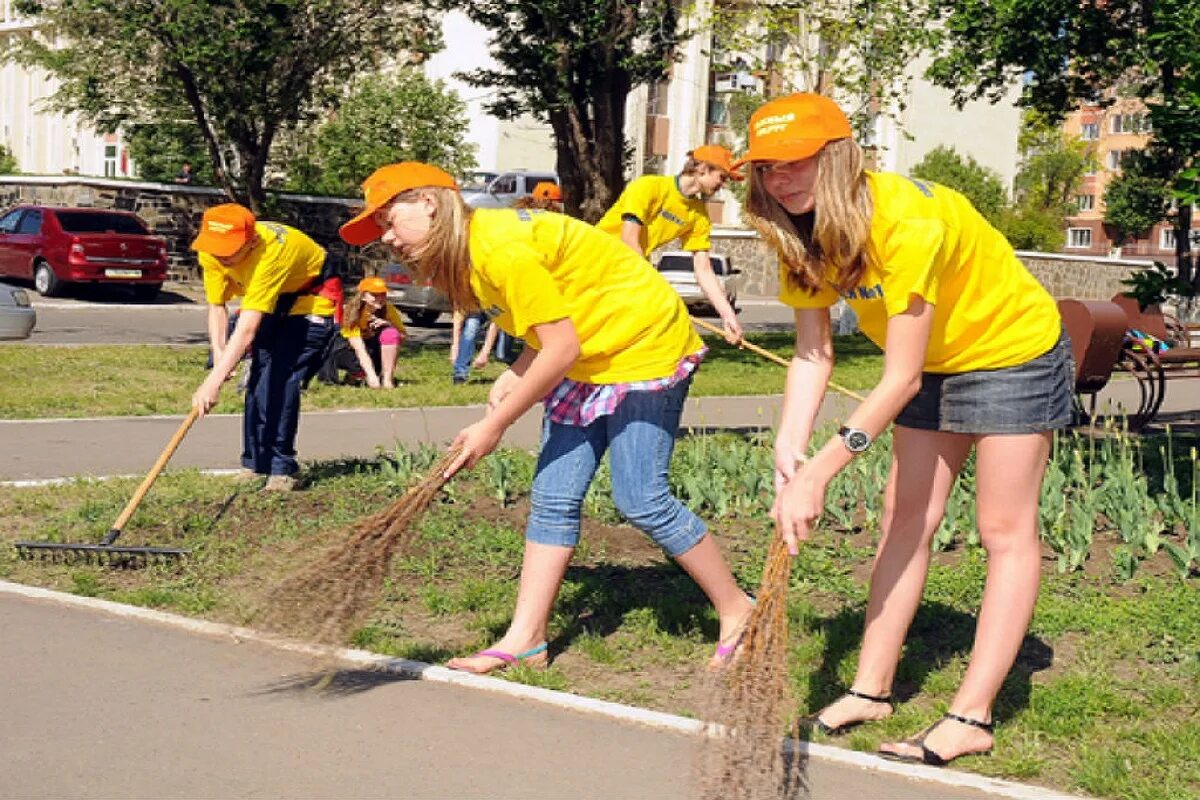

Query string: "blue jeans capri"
[[896, 329, 1075, 434], [525, 375, 706, 558]]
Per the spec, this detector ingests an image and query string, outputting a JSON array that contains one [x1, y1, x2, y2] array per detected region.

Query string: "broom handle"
[[692, 317, 867, 403], [104, 408, 201, 544]]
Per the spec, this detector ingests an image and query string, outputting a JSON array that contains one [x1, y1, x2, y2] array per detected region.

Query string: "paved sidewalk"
[[1, 590, 1045, 800]]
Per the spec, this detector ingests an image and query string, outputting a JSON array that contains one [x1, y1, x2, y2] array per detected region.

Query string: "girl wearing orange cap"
[[740, 93, 1072, 766], [340, 162, 754, 675], [341, 276, 406, 388], [596, 145, 745, 344]]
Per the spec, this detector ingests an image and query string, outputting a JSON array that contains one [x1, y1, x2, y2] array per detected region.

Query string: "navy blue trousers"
[[242, 313, 334, 476]]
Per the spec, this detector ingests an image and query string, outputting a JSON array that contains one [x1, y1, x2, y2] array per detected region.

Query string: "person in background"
[[514, 181, 564, 213], [174, 161, 195, 185], [190, 203, 341, 491], [449, 308, 490, 384], [339, 162, 754, 675], [341, 276, 406, 388], [596, 145, 744, 343], [741, 92, 1073, 766]]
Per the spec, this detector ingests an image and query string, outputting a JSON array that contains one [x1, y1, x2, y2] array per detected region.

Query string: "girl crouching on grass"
[[741, 93, 1073, 766], [339, 162, 754, 674], [341, 276, 406, 389]]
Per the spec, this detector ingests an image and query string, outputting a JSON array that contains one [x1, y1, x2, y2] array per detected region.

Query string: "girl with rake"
[[339, 162, 754, 674], [740, 93, 1072, 766]]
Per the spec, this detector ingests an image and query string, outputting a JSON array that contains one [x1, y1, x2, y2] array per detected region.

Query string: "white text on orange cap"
[[754, 112, 796, 136], [207, 221, 235, 233]]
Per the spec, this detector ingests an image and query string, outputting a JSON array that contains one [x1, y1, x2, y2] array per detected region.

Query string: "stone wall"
[[0, 176, 390, 281], [1, 175, 1153, 300], [701, 228, 1150, 301]]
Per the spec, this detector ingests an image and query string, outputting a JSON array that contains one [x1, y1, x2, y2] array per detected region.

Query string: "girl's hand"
[[773, 442, 807, 493], [366, 374, 381, 389], [487, 369, 520, 414], [770, 465, 826, 555], [445, 419, 504, 478], [191, 375, 223, 416], [719, 311, 744, 344]]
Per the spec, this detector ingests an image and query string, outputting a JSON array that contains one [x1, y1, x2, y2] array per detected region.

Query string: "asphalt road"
[[17, 283, 798, 346]]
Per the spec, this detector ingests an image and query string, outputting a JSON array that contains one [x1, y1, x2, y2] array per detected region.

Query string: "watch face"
[[845, 429, 871, 452]]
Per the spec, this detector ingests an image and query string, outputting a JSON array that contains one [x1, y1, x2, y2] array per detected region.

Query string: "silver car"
[[0, 281, 36, 340], [655, 251, 745, 311], [460, 170, 559, 209], [381, 262, 451, 326]]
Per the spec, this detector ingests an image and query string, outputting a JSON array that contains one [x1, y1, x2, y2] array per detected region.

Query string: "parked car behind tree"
[[655, 250, 744, 312], [0, 205, 169, 299]]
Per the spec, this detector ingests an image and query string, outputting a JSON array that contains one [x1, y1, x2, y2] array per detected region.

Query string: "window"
[[1075, 194, 1095, 212], [103, 144, 117, 177], [646, 80, 669, 117], [15, 209, 42, 234], [1111, 114, 1148, 134], [491, 175, 516, 194], [1107, 150, 1127, 170], [1080, 122, 1099, 140], [1160, 228, 1176, 251], [55, 211, 147, 234], [1067, 228, 1093, 249], [0, 208, 22, 233]]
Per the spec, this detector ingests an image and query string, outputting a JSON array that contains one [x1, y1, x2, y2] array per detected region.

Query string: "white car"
[[0, 281, 35, 340], [655, 251, 744, 312]]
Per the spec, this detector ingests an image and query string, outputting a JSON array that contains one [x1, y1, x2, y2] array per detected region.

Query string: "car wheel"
[[33, 261, 63, 297], [132, 283, 162, 301], [407, 309, 441, 326]]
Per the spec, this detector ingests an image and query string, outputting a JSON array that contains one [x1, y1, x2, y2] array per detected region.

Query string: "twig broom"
[[693, 318, 864, 798], [257, 447, 461, 646]]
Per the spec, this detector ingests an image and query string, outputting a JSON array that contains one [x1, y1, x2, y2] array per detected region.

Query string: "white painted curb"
[[0, 580, 1089, 800]]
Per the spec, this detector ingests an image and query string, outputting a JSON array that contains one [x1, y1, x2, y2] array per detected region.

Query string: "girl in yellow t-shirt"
[[339, 162, 754, 675], [341, 276, 406, 389], [739, 94, 1072, 766]]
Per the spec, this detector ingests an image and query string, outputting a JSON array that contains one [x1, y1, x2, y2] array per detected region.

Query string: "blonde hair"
[[390, 186, 478, 311], [513, 196, 564, 213], [744, 138, 874, 294]]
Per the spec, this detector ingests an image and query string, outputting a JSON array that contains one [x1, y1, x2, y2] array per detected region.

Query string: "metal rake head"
[[13, 541, 190, 569]]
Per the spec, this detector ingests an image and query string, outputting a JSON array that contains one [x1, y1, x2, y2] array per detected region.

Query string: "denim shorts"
[[895, 330, 1075, 434]]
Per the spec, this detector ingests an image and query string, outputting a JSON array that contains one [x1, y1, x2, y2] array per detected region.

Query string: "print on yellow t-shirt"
[[200, 222, 335, 318], [595, 175, 712, 255]]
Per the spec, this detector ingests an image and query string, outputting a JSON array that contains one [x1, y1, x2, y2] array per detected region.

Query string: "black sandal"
[[878, 712, 994, 767], [813, 688, 894, 736]]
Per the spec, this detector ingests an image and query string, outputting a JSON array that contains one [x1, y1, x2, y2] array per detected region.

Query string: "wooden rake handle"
[[692, 317, 867, 403], [104, 407, 201, 543]]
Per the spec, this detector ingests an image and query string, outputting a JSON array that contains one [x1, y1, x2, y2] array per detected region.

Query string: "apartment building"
[[1063, 99, 1198, 264]]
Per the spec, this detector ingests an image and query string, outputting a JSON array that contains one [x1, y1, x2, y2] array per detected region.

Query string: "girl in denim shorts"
[[739, 94, 1073, 766], [339, 162, 754, 675]]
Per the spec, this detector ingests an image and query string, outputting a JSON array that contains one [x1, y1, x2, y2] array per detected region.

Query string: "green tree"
[[5, 0, 436, 213], [926, 0, 1200, 288], [448, 0, 688, 221], [910, 146, 1007, 222], [124, 120, 213, 185], [706, 0, 940, 136], [287, 69, 477, 197], [1104, 157, 1171, 247], [0, 144, 17, 174]]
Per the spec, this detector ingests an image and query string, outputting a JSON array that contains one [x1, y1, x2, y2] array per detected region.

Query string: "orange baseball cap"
[[532, 181, 562, 201], [191, 203, 256, 257], [339, 162, 458, 246], [735, 93, 852, 168], [358, 276, 388, 294], [690, 144, 744, 181]]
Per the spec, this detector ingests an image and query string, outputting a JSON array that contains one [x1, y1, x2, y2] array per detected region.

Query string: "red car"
[[0, 205, 169, 300]]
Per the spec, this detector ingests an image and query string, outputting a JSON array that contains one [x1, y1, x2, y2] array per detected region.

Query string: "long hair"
[[390, 187, 478, 311], [743, 138, 874, 295], [342, 290, 370, 330]]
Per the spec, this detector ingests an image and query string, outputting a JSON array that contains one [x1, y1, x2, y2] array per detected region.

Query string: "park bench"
[[1059, 296, 1200, 431]]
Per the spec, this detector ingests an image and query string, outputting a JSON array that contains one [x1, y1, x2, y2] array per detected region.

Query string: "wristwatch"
[[838, 426, 872, 454]]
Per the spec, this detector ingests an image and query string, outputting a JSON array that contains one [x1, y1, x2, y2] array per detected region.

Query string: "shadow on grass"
[[801, 601, 1054, 729]]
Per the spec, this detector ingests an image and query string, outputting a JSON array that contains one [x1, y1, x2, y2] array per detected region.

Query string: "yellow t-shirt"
[[779, 172, 1060, 374], [595, 175, 712, 255], [340, 303, 406, 340], [468, 208, 703, 383], [200, 222, 335, 317]]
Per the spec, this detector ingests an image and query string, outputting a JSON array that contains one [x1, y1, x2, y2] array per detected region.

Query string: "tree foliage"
[[707, 0, 940, 137], [447, 0, 688, 221], [0, 144, 17, 174], [1104, 157, 1172, 246], [910, 146, 1007, 223], [926, 0, 1200, 286], [124, 120, 214, 185], [4, 0, 437, 213], [285, 70, 478, 197]]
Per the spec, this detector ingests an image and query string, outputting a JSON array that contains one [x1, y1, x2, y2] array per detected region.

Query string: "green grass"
[[1, 432, 1196, 800], [0, 333, 882, 419]]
